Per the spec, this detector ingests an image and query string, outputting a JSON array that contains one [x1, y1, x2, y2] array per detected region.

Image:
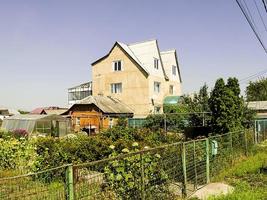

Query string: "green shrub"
[[104, 144, 170, 199], [0, 137, 36, 172], [34, 135, 113, 170]]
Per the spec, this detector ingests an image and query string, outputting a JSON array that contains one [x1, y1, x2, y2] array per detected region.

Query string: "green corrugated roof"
[[163, 96, 181, 104]]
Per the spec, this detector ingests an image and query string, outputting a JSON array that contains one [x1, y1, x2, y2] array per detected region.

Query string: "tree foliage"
[[246, 77, 267, 101], [183, 83, 210, 127], [209, 77, 246, 134]]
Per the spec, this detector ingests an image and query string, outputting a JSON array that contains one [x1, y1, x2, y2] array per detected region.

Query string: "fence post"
[[205, 138, 210, 184], [66, 164, 74, 200], [181, 142, 187, 198], [244, 130, 248, 156], [140, 152, 145, 200], [193, 141, 198, 189], [254, 120, 257, 144], [164, 114, 167, 135]]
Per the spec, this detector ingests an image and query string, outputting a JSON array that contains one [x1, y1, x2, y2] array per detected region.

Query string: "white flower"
[[109, 145, 115, 150], [122, 148, 130, 153], [132, 142, 139, 147]]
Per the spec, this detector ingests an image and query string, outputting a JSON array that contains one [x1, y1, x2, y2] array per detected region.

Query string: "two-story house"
[[91, 39, 182, 117]]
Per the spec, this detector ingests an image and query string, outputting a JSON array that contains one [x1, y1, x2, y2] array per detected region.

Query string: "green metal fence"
[[0, 165, 68, 200], [128, 118, 146, 128], [0, 129, 258, 199]]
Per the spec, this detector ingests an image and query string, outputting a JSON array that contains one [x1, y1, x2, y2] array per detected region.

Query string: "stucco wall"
[[92, 45, 150, 116]]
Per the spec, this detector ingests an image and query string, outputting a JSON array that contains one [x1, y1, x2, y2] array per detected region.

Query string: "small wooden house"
[[63, 96, 134, 134]]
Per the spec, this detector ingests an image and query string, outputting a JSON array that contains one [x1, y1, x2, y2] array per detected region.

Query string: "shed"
[[63, 95, 134, 133], [1, 114, 71, 137]]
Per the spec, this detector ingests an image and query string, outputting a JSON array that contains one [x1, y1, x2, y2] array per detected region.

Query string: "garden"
[[0, 77, 263, 199]]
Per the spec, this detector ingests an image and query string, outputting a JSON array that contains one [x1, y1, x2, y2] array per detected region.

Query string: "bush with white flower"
[[104, 142, 170, 199]]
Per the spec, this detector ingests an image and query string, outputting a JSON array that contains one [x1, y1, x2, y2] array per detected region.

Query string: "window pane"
[[118, 61, 121, 71], [172, 66, 176, 75], [154, 58, 158, 69]]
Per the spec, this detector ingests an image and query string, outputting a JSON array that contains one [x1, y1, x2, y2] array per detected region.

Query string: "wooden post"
[[206, 138, 210, 184], [181, 143, 187, 197]]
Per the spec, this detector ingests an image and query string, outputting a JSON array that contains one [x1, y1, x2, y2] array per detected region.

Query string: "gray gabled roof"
[[67, 95, 134, 114]]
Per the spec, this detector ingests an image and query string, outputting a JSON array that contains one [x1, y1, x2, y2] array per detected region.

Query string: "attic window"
[[172, 66, 176, 76], [154, 58, 159, 69], [113, 60, 122, 71]]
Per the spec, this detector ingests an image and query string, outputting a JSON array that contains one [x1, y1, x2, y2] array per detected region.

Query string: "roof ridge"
[[160, 49, 176, 54], [127, 39, 157, 46]]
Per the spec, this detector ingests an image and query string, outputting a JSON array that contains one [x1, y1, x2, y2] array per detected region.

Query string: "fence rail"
[[0, 120, 266, 199]]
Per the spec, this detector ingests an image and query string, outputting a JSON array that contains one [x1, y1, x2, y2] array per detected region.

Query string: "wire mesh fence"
[[72, 143, 184, 200], [128, 112, 212, 133], [0, 165, 68, 200], [0, 127, 260, 199]]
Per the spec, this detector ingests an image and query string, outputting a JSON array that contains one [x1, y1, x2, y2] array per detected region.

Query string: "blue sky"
[[1, 0, 267, 110]]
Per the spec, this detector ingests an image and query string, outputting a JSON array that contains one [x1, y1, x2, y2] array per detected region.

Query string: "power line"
[[242, 0, 259, 31], [262, 0, 267, 13], [240, 69, 267, 83], [236, 0, 267, 53], [253, 0, 267, 32]]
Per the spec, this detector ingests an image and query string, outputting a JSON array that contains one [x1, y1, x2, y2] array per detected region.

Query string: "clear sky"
[[1, 0, 267, 110]]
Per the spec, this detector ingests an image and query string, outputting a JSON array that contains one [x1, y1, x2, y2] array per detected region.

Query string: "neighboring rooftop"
[[68, 81, 92, 90], [30, 107, 68, 115], [248, 101, 267, 111], [66, 95, 134, 115]]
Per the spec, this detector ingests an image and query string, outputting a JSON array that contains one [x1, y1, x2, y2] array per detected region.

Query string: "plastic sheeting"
[[1, 114, 71, 136]]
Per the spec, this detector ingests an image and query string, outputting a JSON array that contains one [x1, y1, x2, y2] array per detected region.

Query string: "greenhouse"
[[1, 114, 71, 137]]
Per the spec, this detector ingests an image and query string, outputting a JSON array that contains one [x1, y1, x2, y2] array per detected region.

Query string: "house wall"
[[92, 42, 182, 117], [69, 104, 121, 132], [92, 45, 150, 117]]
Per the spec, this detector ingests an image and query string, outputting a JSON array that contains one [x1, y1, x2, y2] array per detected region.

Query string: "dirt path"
[[190, 182, 234, 199]]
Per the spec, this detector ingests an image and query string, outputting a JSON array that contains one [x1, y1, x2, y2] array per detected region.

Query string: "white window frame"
[[172, 65, 177, 76], [154, 81, 161, 93], [109, 118, 113, 128], [111, 83, 122, 94], [113, 60, 123, 71], [154, 58, 159, 70], [169, 85, 174, 95], [76, 117, 80, 126]]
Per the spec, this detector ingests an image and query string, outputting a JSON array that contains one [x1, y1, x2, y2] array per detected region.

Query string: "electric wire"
[[236, 0, 267, 53], [253, 0, 267, 32]]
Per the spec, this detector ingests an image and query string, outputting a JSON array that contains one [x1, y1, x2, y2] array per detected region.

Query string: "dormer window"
[[113, 60, 122, 71], [154, 58, 159, 69], [172, 65, 176, 75]]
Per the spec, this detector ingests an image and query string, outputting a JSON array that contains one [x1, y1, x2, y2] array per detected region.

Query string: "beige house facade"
[[92, 39, 182, 117]]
